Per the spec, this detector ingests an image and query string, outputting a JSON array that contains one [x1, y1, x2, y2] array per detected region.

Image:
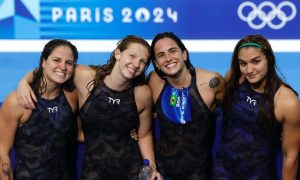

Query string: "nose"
[[165, 53, 172, 62], [132, 59, 140, 69], [246, 64, 253, 74], [60, 62, 67, 70]]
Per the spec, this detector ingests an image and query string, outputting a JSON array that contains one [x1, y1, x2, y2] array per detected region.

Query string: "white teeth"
[[56, 72, 65, 77], [166, 62, 176, 68], [127, 66, 137, 73]]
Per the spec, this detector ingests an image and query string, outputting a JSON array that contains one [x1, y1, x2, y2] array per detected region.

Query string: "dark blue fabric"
[[13, 91, 77, 180], [211, 104, 300, 180], [155, 71, 213, 179], [213, 81, 281, 179], [79, 83, 142, 179], [0, 102, 298, 180]]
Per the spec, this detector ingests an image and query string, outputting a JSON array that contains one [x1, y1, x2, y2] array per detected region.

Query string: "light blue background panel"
[[0, 52, 299, 102]]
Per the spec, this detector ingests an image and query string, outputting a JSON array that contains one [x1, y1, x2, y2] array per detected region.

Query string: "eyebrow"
[[238, 56, 261, 62], [156, 52, 165, 56], [156, 47, 178, 55]]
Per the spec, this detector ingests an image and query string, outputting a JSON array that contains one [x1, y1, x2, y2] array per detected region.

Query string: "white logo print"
[[47, 106, 58, 113], [246, 96, 256, 106], [108, 97, 120, 105], [238, 1, 297, 29]]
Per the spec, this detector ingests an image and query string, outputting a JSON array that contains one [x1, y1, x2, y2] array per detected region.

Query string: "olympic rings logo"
[[238, 1, 297, 29]]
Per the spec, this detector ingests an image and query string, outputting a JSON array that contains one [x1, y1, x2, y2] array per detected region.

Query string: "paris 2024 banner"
[[0, 0, 299, 39]]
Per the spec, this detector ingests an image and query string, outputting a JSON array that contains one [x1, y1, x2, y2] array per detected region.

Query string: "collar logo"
[[47, 106, 58, 113], [238, 1, 297, 30], [108, 97, 120, 105], [246, 96, 257, 106]]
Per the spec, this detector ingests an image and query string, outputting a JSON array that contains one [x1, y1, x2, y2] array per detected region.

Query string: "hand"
[[151, 170, 162, 180], [130, 129, 139, 141], [16, 79, 37, 109]]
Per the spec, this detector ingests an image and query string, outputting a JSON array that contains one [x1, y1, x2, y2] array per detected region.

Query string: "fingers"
[[29, 90, 37, 109], [31, 90, 37, 103], [22, 95, 34, 109], [151, 171, 162, 180], [16, 93, 36, 109], [130, 129, 139, 141], [16, 80, 37, 109], [153, 113, 158, 119], [16, 95, 25, 107]]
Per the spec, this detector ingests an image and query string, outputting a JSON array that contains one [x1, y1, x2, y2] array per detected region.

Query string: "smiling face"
[[153, 37, 187, 77], [114, 42, 150, 80], [42, 45, 75, 86], [238, 46, 268, 90]]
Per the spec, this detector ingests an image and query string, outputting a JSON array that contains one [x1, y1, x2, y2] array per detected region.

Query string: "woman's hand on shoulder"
[[16, 79, 37, 109]]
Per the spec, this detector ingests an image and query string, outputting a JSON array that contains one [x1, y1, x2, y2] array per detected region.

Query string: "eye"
[[156, 53, 165, 60], [170, 48, 177, 53], [66, 60, 75, 66], [238, 60, 246, 67], [253, 59, 260, 64], [140, 60, 147, 65]]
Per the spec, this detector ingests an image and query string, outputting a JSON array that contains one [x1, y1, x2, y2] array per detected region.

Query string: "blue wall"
[[1, 52, 299, 102]]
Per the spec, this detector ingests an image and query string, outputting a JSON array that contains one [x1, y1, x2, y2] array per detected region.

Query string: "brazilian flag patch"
[[169, 94, 177, 106]]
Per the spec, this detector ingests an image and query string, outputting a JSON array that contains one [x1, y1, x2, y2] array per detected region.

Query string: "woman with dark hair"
[[148, 32, 225, 179], [16, 35, 161, 179], [0, 39, 79, 179], [213, 34, 300, 179]]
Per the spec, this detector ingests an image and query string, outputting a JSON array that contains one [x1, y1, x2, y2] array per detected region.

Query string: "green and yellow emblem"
[[169, 94, 177, 106]]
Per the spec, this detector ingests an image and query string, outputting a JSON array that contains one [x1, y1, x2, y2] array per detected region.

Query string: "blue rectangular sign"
[[0, 0, 299, 39]]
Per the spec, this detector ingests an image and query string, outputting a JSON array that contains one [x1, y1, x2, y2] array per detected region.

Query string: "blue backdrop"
[[0, 0, 300, 39], [0, 52, 299, 102]]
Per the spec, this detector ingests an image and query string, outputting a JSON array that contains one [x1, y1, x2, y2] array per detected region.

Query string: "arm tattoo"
[[2, 162, 12, 179], [198, 76, 221, 88], [209, 76, 220, 88]]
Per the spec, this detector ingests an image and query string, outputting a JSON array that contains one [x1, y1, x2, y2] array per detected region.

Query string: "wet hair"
[[150, 32, 194, 78], [31, 39, 78, 96], [224, 34, 298, 138], [88, 35, 151, 92]]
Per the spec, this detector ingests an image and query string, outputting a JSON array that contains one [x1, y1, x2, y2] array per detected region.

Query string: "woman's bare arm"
[[0, 92, 24, 180]]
